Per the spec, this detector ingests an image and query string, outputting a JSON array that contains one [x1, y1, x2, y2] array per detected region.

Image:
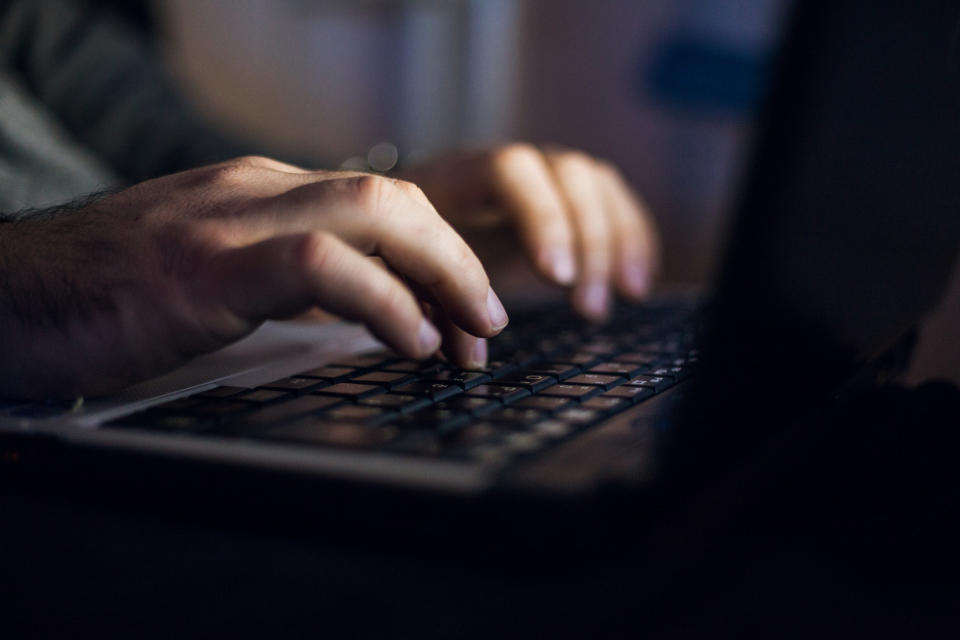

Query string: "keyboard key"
[[555, 408, 601, 425], [603, 385, 655, 402], [565, 374, 623, 390], [538, 384, 601, 401], [349, 371, 415, 388], [359, 393, 430, 413], [527, 362, 580, 380], [485, 407, 544, 426], [513, 396, 574, 412], [463, 360, 518, 379], [323, 405, 394, 423], [427, 370, 491, 389], [392, 381, 463, 402], [260, 377, 326, 392], [383, 359, 448, 374], [464, 384, 531, 404], [312, 382, 386, 399], [581, 396, 630, 414], [588, 362, 646, 378], [494, 374, 557, 392], [624, 375, 672, 392], [615, 352, 659, 364], [436, 396, 500, 416], [298, 366, 355, 380], [649, 365, 690, 380]]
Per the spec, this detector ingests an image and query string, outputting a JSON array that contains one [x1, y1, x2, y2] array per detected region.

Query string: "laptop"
[[2, 0, 959, 501]]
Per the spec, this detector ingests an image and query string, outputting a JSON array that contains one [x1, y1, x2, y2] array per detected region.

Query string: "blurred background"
[[140, 0, 786, 286]]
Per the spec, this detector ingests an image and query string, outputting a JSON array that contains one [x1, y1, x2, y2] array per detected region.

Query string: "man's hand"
[[400, 144, 659, 319], [0, 156, 507, 400]]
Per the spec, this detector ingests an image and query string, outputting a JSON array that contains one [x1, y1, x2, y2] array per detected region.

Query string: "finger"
[[597, 162, 658, 299], [546, 151, 614, 320], [207, 231, 442, 359], [220, 155, 312, 174], [175, 156, 371, 202], [427, 305, 488, 369], [394, 273, 487, 370], [483, 145, 577, 285], [257, 175, 509, 337]]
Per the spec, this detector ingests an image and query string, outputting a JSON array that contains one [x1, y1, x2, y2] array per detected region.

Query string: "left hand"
[[399, 143, 659, 321]]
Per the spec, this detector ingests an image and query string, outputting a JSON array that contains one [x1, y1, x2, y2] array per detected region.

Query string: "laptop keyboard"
[[108, 301, 699, 463]]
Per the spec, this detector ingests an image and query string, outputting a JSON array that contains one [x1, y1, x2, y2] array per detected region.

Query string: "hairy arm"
[[0, 190, 122, 331], [0, 158, 506, 401]]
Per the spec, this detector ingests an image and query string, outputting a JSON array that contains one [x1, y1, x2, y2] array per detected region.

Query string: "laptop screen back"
[[669, 0, 960, 470]]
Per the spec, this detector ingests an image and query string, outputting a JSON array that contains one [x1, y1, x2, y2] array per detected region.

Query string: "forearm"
[[0, 192, 117, 331]]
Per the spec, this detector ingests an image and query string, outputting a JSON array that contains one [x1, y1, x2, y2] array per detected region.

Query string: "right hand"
[[0, 156, 507, 400]]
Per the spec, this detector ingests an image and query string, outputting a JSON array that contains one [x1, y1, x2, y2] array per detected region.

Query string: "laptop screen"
[[725, 0, 960, 355], [670, 0, 960, 470]]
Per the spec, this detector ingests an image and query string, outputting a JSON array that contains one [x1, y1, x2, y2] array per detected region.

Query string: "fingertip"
[[486, 287, 509, 333], [417, 317, 442, 357], [467, 337, 488, 370], [622, 261, 650, 299], [541, 246, 576, 286], [574, 280, 610, 322]]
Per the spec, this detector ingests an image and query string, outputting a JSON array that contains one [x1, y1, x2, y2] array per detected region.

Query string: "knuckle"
[[348, 175, 431, 224], [204, 163, 259, 188], [554, 150, 595, 174], [298, 231, 338, 274], [392, 178, 427, 203], [491, 142, 540, 170], [231, 154, 272, 167], [348, 174, 393, 211]]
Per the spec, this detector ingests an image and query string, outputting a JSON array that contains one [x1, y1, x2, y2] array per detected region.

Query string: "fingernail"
[[418, 318, 441, 355], [582, 281, 609, 319], [624, 263, 648, 296], [547, 248, 576, 285], [486, 287, 509, 331], [468, 338, 488, 369]]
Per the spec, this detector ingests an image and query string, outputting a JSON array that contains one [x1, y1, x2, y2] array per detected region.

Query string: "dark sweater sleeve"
[[0, 0, 253, 183]]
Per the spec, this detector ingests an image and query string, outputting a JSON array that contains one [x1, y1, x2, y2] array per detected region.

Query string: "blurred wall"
[[160, 0, 782, 284]]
